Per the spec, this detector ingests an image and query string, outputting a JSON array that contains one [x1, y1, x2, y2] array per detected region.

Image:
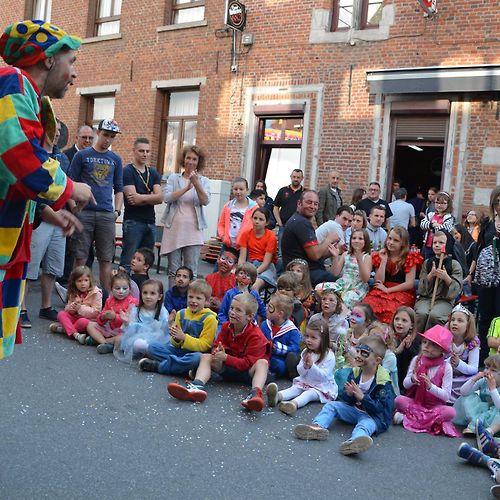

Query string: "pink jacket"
[[217, 197, 257, 248], [65, 286, 102, 319]]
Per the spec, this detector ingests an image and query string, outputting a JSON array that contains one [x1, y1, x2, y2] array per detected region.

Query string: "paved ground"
[[0, 266, 494, 499]]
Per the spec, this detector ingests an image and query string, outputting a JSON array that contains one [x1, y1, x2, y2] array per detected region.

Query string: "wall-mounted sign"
[[226, 1, 246, 32], [417, 0, 438, 15]]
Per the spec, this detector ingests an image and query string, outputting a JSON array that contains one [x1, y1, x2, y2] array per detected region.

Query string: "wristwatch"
[[114, 209, 121, 217]]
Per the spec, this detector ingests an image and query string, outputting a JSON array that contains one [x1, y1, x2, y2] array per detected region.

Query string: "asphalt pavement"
[[0, 269, 493, 500]]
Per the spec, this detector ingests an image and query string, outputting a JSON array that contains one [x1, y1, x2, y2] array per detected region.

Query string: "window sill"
[[82, 33, 122, 44], [156, 19, 208, 33]]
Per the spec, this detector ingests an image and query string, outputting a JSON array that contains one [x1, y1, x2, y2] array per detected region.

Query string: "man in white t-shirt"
[[316, 205, 354, 246], [388, 188, 416, 229]]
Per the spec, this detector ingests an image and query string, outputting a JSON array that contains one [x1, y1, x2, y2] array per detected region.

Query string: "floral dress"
[[331, 253, 369, 309]]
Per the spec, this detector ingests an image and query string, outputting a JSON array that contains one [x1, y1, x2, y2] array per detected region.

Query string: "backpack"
[[475, 237, 500, 288]]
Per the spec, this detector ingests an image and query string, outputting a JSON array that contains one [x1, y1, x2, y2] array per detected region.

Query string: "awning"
[[366, 65, 500, 94]]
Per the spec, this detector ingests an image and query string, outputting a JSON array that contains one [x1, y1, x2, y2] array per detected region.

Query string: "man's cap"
[[97, 119, 121, 134], [0, 19, 81, 68]]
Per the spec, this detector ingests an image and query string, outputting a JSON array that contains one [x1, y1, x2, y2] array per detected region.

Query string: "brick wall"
[[1, 0, 499, 216]]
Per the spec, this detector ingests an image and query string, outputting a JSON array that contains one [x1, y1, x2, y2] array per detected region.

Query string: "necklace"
[[132, 164, 151, 193]]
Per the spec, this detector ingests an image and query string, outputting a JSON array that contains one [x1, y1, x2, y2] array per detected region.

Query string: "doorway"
[[254, 115, 303, 198], [388, 114, 448, 199]]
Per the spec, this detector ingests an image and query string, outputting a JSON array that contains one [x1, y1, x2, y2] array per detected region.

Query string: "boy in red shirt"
[[167, 292, 270, 411], [205, 248, 237, 312]]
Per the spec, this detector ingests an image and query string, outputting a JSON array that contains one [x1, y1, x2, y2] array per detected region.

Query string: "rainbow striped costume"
[[0, 66, 73, 359]]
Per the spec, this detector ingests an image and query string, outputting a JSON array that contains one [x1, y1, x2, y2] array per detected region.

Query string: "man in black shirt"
[[282, 190, 339, 286], [119, 138, 163, 272], [273, 169, 305, 259], [356, 181, 393, 229]]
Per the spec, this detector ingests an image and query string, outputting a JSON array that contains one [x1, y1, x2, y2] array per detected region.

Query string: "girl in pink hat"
[[393, 324, 460, 437]]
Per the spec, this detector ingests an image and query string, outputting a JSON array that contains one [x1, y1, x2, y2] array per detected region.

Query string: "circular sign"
[[227, 1, 246, 31], [417, 0, 438, 15]]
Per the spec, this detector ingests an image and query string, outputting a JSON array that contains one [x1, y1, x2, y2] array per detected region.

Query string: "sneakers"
[[339, 435, 373, 455], [241, 387, 265, 412], [49, 322, 63, 334], [167, 381, 207, 402], [96, 343, 114, 354], [462, 425, 475, 437], [457, 442, 488, 466], [393, 411, 404, 425], [266, 383, 279, 407], [85, 336, 95, 346], [20, 310, 32, 329], [138, 358, 160, 373], [279, 401, 298, 416], [39, 307, 58, 321], [477, 419, 499, 456], [55, 282, 68, 303], [294, 424, 329, 441], [491, 485, 500, 498], [74, 333, 87, 345], [488, 458, 500, 480]]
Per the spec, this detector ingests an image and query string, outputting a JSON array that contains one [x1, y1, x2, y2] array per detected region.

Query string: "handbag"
[[475, 237, 500, 288]]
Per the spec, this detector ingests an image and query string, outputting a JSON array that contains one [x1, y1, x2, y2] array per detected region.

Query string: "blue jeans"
[[147, 341, 202, 375], [119, 219, 156, 271], [313, 401, 377, 440]]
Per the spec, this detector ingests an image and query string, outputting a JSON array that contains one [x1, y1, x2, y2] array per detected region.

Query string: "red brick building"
[[3, 0, 500, 216]]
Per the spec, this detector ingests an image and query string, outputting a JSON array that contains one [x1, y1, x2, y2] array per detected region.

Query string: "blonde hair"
[[232, 292, 258, 316], [385, 226, 410, 273], [269, 293, 294, 319], [485, 354, 500, 371], [366, 321, 396, 351], [188, 279, 212, 301], [360, 335, 387, 359]]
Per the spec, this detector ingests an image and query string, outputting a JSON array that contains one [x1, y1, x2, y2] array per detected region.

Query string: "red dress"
[[363, 250, 423, 323]]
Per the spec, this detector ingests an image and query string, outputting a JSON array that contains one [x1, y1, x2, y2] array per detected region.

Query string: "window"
[[30, 0, 52, 21], [160, 90, 199, 174], [331, 1, 354, 32], [330, 0, 383, 31], [85, 95, 116, 128], [95, 0, 122, 36], [172, 0, 205, 24]]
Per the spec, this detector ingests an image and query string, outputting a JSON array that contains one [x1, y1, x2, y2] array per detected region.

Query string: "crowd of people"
[[2, 17, 500, 498]]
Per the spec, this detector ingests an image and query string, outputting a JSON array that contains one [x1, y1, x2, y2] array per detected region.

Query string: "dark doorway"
[[393, 143, 444, 198]]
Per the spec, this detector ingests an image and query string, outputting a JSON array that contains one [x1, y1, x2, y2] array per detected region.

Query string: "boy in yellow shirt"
[[137, 279, 217, 375]]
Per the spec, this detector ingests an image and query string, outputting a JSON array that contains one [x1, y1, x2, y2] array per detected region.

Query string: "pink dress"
[[160, 177, 204, 255]]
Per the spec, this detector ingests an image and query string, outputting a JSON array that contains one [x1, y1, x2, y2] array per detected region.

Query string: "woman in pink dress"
[[160, 145, 210, 287]]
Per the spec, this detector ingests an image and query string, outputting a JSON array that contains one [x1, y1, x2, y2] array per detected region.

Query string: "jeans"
[[310, 268, 337, 287], [147, 342, 202, 375], [168, 245, 202, 288], [313, 401, 377, 440], [119, 219, 156, 272]]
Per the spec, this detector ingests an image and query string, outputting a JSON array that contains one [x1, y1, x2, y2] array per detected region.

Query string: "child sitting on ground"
[[167, 292, 270, 412], [393, 325, 459, 437], [86, 272, 138, 354], [286, 259, 318, 322], [266, 318, 337, 416], [115, 279, 169, 363], [294, 335, 395, 456], [454, 354, 500, 438], [260, 293, 301, 379], [218, 262, 266, 325], [390, 306, 419, 391], [136, 279, 217, 376], [164, 266, 192, 314], [276, 271, 306, 329], [343, 303, 376, 366], [309, 288, 349, 366], [205, 248, 237, 312], [414, 231, 463, 332], [446, 304, 479, 402], [50, 265, 102, 344], [130, 247, 154, 290]]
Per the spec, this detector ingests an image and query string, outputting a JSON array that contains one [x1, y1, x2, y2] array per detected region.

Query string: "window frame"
[[330, 0, 353, 32], [85, 93, 116, 129], [360, 0, 383, 29], [158, 88, 200, 175], [94, 0, 121, 36], [171, 0, 205, 24], [29, 0, 52, 21]]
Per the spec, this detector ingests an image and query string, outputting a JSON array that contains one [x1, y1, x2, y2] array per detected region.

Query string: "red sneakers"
[[241, 387, 264, 412], [167, 381, 207, 402]]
